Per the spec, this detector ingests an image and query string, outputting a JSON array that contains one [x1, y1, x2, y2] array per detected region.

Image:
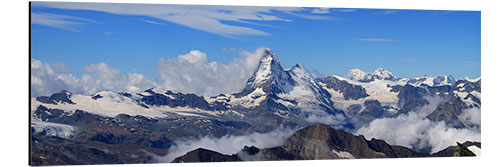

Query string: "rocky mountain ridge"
[[171, 123, 480, 163]]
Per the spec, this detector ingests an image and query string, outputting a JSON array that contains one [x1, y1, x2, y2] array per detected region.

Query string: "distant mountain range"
[[30, 48, 481, 165]]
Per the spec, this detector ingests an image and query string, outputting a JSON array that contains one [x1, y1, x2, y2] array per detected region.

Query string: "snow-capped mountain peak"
[[289, 63, 311, 79], [372, 68, 396, 80], [291, 63, 306, 70], [91, 90, 132, 101], [345, 69, 373, 82], [433, 75, 456, 85], [234, 48, 341, 119], [238, 48, 295, 96], [252, 48, 281, 84], [286, 62, 333, 106], [408, 75, 456, 87], [464, 77, 481, 83], [345, 68, 396, 82]]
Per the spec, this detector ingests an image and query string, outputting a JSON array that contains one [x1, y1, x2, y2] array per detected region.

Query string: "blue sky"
[[31, 2, 480, 81]]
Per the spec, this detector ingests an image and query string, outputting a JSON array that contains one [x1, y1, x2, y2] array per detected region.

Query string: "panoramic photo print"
[[30, 1, 480, 165]]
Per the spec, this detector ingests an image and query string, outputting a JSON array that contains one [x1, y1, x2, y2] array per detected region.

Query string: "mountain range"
[[30, 48, 481, 165], [172, 123, 480, 163]]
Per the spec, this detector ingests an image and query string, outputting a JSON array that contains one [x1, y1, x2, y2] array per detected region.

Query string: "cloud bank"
[[458, 107, 481, 131], [31, 58, 70, 97], [356, 96, 481, 153], [157, 48, 265, 96], [31, 47, 267, 97], [302, 108, 348, 127], [31, 59, 157, 97], [157, 126, 296, 162]]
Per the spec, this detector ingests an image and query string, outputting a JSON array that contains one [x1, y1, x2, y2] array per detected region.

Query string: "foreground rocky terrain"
[[172, 124, 480, 163]]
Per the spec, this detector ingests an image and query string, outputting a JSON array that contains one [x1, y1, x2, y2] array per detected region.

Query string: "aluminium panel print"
[[30, 1, 481, 165]]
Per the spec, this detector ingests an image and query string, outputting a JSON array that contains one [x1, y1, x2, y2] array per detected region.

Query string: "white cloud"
[[178, 50, 208, 64], [138, 18, 165, 25], [31, 2, 306, 37], [64, 63, 158, 95], [31, 12, 96, 32], [338, 9, 356, 12], [84, 63, 127, 89], [31, 47, 266, 97], [51, 62, 69, 73], [459, 107, 481, 130], [356, 98, 481, 153], [157, 47, 265, 96], [285, 11, 334, 20], [126, 73, 158, 93], [31, 59, 69, 97], [374, 10, 399, 15], [156, 126, 296, 162], [415, 96, 447, 117], [30, 59, 157, 97], [305, 113, 347, 125], [311, 7, 331, 14]]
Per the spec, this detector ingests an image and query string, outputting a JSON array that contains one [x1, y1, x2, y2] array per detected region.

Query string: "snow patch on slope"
[[320, 75, 401, 112], [32, 94, 168, 118], [335, 75, 401, 103], [464, 77, 481, 83], [31, 119, 77, 139], [331, 149, 355, 159], [358, 79, 400, 103], [229, 88, 267, 107], [281, 71, 316, 104], [319, 81, 365, 112], [279, 63, 334, 112], [30, 90, 232, 118], [467, 145, 481, 156], [253, 52, 274, 85], [409, 75, 456, 87]]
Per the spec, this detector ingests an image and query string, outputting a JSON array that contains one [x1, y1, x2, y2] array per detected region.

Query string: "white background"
[[0, 0, 498, 166]]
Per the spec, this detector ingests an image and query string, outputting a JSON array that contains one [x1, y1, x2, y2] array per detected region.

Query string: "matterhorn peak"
[[259, 47, 280, 65], [237, 48, 295, 96], [263, 47, 274, 54], [252, 48, 284, 84], [258, 47, 278, 61]]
